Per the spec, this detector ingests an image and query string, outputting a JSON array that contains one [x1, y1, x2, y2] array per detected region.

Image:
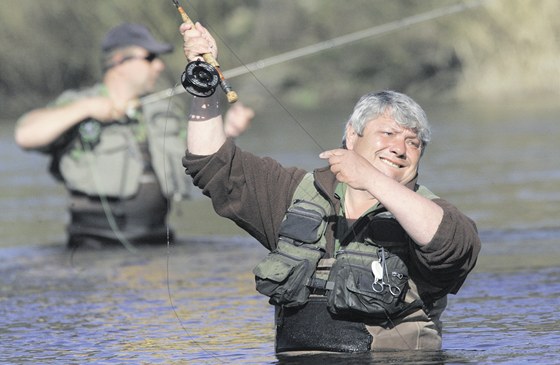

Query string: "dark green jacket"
[[183, 139, 481, 300]]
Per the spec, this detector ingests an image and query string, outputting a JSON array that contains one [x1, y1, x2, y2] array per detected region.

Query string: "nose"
[[152, 58, 166, 72], [390, 137, 406, 158]]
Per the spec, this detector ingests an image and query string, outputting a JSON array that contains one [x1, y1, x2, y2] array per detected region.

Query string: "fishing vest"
[[52, 84, 191, 200], [253, 172, 439, 320]]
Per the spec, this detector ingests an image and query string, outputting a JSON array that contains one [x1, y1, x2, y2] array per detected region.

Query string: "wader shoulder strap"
[[338, 207, 387, 247], [338, 184, 438, 248], [415, 184, 439, 200], [291, 173, 332, 213]]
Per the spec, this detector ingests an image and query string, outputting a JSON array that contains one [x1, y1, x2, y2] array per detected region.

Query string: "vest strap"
[[306, 277, 335, 295]]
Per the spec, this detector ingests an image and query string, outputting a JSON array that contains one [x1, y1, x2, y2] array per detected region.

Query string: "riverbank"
[[2, 0, 559, 119]]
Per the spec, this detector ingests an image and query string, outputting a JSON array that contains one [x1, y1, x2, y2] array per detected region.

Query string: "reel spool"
[[181, 60, 220, 97], [78, 120, 102, 149]]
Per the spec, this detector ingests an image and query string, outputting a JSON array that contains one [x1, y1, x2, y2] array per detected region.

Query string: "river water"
[[1, 99, 559, 364]]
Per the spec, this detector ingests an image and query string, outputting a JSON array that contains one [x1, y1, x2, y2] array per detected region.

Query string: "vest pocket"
[[253, 239, 324, 307], [327, 243, 421, 319], [278, 199, 327, 244], [60, 128, 143, 198]]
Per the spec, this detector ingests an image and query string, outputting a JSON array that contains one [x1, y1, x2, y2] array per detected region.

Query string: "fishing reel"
[[172, 0, 238, 103], [181, 60, 220, 97], [78, 120, 102, 150]]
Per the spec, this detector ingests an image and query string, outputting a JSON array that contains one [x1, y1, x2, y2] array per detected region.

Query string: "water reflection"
[[275, 351, 460, 365], [1, 101, 560, 364], [2, 233, 560, 364]]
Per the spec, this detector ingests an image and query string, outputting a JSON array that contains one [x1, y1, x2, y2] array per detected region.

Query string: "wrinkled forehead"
[[367, 114, 420, 137]]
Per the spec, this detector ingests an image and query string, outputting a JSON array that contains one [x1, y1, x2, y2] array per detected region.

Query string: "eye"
[[407, 139, 421, 148]]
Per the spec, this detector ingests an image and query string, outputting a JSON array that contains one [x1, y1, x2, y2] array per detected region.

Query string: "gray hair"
[[344, 90, 431, 151]]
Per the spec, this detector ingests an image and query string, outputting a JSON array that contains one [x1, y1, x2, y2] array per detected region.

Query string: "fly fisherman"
[[180, 22, 480, 353], [15, 23, 254, 249]]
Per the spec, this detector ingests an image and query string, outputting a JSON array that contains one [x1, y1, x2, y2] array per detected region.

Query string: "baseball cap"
[[101, 23, 173, 54]]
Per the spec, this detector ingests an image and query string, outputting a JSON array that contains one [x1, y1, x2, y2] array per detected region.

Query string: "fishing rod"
[[142, 0, 491, 105], [162, 0, 492, 357], [171, 0, 238, 103]]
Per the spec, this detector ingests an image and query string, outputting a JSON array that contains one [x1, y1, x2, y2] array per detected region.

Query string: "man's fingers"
[[319, 149, 345, 159], [318, 151, 331, 159], [179, 23, 192, 34]]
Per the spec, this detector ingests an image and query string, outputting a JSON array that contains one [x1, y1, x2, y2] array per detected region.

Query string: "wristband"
[[188, 93, 221, 121]]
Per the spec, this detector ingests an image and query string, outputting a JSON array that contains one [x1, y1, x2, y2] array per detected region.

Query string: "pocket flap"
[[279, 200, 327, 244], [253, 256, 295, 283], [344, 269, 393, 304]]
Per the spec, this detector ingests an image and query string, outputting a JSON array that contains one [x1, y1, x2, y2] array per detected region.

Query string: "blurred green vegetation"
[[1, 0, 559, 121]]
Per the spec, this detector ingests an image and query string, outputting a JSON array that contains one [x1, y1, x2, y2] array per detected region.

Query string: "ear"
[[345, 123, 358, 150], [104, 54, 125, 71]]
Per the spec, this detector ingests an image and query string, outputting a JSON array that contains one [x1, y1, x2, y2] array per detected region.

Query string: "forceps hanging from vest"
[[371, 247, 402, 297]]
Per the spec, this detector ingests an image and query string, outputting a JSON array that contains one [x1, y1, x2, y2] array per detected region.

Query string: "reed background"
[[1, 0, 559, 121]]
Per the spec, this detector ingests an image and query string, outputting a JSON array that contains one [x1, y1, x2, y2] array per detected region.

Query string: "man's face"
[[345, 114, 423, 185], [114, 46, 165, 94]]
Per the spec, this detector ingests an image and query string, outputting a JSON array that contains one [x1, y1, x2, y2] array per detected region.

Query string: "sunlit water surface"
[[1, 100, 559, 364]]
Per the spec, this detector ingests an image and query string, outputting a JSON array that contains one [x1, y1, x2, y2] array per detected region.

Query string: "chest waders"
[[253, 173, 433, 353]]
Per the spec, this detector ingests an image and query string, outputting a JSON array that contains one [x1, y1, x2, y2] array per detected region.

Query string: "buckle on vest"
[[306, 277, 334, 295]]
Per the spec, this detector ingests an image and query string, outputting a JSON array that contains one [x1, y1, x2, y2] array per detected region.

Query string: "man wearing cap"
[[15, 23, 253, 249]]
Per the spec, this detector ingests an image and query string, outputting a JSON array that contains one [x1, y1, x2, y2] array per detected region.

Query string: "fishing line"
[[182, 3, 330, 158], [142, 0, 494, 104], [160, 0, 494, 357], [147, 0, 496, 152], [66, 131, 139, 256], [165, 3, 325, 361], [161, 87, 229, 364], [88, 153, 139, 253]]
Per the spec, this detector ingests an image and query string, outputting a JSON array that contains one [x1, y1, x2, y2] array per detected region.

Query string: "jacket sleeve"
[[18, 87, 93, 154], [182, 138, 307, 250], [409, 198, 481, 300]]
